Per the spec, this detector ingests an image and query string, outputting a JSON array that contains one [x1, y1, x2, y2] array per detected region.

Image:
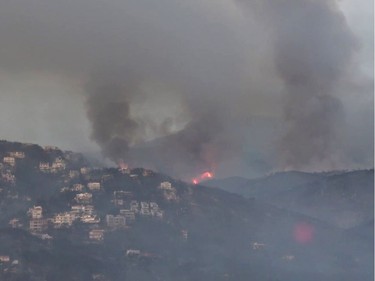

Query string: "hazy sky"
[[0, 0, 373, 178]]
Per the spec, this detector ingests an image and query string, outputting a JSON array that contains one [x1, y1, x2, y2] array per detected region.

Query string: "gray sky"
[[0, 0, 373, 179]]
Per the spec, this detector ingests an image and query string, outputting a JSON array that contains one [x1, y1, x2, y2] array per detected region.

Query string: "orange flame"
[[192, 171, 214, 185]]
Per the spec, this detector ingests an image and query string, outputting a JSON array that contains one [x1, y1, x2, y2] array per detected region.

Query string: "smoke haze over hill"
[[0, 0, 373, 178]]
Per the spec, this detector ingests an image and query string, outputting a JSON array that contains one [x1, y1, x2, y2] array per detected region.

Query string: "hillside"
[[205, 171, 326, 198], [0, 140, 373, 281], [206, 170, 374, 229]]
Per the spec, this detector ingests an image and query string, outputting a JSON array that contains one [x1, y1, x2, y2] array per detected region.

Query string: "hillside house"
[[71, 205, 85, 215], [29, 219, 46, 232], [69, 170, 80, 179], [71, 183, 84, 191], [81, 215, 100, 223], [75, 193, 92, 204], [140, 202, 149, 209], [156, 210, 164, 219], [0, 256, 10, 263], [89, 229, 104, 241], [1, 171, 16, 184], [126, 249, 141, 257], [114, 190, 133, 199], [181, 230, 188, 241], [106, 215, 126, 228], [9, 151, 25, 159], [39, 234, 53, 240], [252, 242, 266, 250], [39, 162, 50, 172], [140, 208, 151, 216], [71, 205, 94, 216], [8, 218, 22, 228], [159, 182, 178, 201], [130, 201, 139, 213], [149, 202, 163, 217], [84, 205, 95, 215], [3, 157, 16, 166], [160, 181, 173, 190], [150, 202, 159, 209], [28, 206, 43, 219], [163, 189, 178, 201], [119, 210, 136, 222], [149, 207, 163, 218], [140, 202, 151, 216], [53, 212, 76, 227], [60, 187, 70, 193], [87, 182, 101, 191], [51, 157, 66, 172], [113, 199, 124, 206]]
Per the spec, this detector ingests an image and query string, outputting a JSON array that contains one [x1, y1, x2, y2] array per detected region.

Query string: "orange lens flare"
[[293, 222, 315, 244]]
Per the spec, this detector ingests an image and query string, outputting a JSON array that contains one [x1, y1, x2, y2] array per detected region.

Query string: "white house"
[[119, 210, 136, 221], [0, 256, 10, 262], [160, 181, 172, 190], [39, 162, 50, 172], [3, 157, 16, 166], [87, 182, 101, 191], [9, 151, 25, 159], [28, 206, 43, 219], [53, 212, 76, 227], [71, 184, 84, 192], [75, 193, 93, 203]]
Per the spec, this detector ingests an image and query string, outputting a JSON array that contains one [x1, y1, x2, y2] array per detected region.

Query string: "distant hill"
[[202, 176, 250, 191], [204, 171, 321, 198], [205, 170, 374, 229]]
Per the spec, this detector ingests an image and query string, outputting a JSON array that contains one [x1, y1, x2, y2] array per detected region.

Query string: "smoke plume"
[[0, 0, 371, 178], [245, 0, 358, 169]]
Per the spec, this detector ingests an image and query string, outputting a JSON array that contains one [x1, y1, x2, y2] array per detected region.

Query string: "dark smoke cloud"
[[272, 1, 357, 169], [238, 0, 358, 169], [0, 0, 372, 178], [85, 68, 140, 162]]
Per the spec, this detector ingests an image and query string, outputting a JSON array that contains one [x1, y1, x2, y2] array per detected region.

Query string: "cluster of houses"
[[0, 151, 25, 185], [39, 157, 66, 173], [25, 198, 165, 241], [0, 146, 179, 245], [23, 174, 170, 241], [53, 205, 99, 227], [129, 200, 164, 218], [3, 151, 25, 167], [0, 144, 194, 281]]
